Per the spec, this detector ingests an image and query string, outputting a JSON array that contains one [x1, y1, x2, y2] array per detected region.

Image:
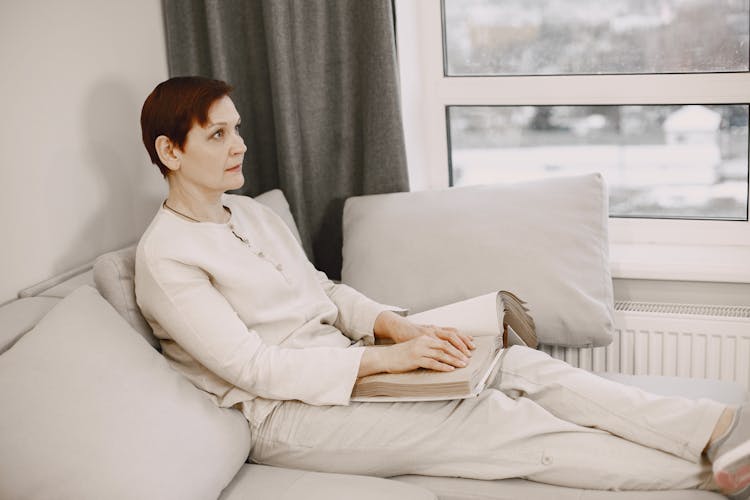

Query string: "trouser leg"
[[251, 389, 710, 490], [491, 346, 726, 462]]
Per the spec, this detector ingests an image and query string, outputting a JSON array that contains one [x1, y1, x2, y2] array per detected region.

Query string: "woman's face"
[[171, 95, 247, 195]]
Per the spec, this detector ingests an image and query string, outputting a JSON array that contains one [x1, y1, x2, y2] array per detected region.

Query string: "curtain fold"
[[163, 0, 409, 279]]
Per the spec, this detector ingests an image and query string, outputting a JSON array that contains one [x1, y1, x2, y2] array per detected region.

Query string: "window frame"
[[395, 0, 750, 282]]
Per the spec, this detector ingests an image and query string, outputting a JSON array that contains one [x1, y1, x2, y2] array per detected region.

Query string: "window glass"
[[448, 105, 749, 220], [444, 0, 750, 76]]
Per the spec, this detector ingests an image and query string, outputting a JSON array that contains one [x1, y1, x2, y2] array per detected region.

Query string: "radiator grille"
[[541, 301, 750, 392], [615, 301, 750, 318]]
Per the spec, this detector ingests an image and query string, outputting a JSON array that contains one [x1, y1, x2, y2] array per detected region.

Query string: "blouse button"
[[276, 264, 284, 271], [258, 251, 265, 258]]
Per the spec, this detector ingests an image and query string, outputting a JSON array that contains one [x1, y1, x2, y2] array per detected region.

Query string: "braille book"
[[350, 291, 537, 402]]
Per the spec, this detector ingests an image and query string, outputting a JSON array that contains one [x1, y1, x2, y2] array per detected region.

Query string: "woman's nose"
[[233, 134, 247, 154]]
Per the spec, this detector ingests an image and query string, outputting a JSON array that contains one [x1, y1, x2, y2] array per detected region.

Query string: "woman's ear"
[[155, 135, 181, 172]]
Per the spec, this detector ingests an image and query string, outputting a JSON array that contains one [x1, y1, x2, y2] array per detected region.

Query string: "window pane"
[[448, 105, 749, 220], [444, 0, 750, 76]]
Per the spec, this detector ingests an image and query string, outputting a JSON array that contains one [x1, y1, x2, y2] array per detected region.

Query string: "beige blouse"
[[134, 194, 401, 427]]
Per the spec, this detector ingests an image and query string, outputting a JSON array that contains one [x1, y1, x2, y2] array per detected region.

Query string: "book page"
[[407, 292, 502, 337]]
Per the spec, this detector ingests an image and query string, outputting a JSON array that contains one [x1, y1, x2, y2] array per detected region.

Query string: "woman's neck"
[[165, 183, 229, 224]]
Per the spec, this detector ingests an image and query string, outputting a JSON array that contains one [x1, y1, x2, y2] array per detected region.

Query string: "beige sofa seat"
[[395, 476, 726, 500], [220, 464, 436, 500]]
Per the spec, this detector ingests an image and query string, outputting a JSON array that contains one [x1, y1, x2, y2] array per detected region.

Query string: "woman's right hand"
[[358, 335, 469, 377]]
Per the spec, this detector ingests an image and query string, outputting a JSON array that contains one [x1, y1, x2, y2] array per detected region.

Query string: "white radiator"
[[540, 301, 750, 392]]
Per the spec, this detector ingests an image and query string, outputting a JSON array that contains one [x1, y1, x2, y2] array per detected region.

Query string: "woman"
[[135, 76, 749, 497]]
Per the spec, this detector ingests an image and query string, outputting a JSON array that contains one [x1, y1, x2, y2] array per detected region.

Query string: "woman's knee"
[[504, 345, 554, 366]]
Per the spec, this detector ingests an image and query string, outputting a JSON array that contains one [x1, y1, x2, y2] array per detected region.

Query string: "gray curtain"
[[163, 0, 409, 279]]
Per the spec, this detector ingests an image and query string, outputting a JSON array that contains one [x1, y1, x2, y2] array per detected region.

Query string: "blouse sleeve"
[[316, 271, 407, 345], [137, 256, 363, 406]]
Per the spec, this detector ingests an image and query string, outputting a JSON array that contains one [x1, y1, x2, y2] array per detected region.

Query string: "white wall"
[[0, 1, 168, 303]]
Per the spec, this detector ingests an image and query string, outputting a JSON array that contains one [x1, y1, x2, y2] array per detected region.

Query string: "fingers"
[[430, 326, 476, 356], [460, 333, 476, 351], [438, 338, 468, 364], [419, 357, 458, 372], [402, 333, 474, 373], [423, 337, 468, 369]]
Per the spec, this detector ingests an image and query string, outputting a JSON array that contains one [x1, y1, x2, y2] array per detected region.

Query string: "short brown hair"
[[140, 76, 234, 176]]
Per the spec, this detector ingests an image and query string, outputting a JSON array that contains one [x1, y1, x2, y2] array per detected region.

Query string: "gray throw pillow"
[[93, 244, 157, 347], [254, 188, 303, 245], [342, 173, 614, 347]]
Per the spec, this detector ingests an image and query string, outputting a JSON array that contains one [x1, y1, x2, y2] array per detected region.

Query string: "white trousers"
[[250, 346, 726, 491]]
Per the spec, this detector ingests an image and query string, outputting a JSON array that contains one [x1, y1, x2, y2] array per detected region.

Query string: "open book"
[[350, 290, 537, 402]]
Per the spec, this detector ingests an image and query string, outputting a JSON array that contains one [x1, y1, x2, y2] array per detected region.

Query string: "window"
[[443, 0, 750, 221], [443, 0, 749, 76], [449, 104, 748, 220], [395, 0, 750, 279]]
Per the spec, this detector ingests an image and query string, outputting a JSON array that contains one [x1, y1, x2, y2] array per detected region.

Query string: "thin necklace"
[[163, 200, 249, 246], [162, 201, 230, 223], [161, 200, 290, 283]]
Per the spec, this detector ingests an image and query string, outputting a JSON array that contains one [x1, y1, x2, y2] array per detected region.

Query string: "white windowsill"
[[609, 243, 750, 283]]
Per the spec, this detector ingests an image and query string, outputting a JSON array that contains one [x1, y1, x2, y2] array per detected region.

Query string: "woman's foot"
[[708, 406, 750, 499], [713, 440, 750, 499]]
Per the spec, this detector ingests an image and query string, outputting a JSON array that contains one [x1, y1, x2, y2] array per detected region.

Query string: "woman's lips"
[[226, 165, 242, 173]]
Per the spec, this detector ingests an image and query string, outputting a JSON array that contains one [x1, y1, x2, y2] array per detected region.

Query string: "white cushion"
[[342, 174, 614, 347], [0, 286, 250, 500]]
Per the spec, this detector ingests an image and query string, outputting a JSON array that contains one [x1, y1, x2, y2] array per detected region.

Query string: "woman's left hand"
[[374, 311, 475, 357]]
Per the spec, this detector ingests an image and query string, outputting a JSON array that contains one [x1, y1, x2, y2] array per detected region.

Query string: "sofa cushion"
[[342, 173, 614, 347], [254, 188, 303, 245], [394, 475, 725, 500], [0, 286, 250, 500], [93, 244, 158, 348], [221, 464, 436, 500]]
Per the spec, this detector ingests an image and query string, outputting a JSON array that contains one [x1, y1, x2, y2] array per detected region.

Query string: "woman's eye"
[[213, 129, 224, 139], [235, 123, 242, 133]]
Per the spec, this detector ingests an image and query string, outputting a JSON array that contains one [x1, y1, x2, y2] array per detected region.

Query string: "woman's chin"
[[227, 173, 245, 190]]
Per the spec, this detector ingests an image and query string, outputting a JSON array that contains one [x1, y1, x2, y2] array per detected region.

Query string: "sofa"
[[0, 174, 746, 500]]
